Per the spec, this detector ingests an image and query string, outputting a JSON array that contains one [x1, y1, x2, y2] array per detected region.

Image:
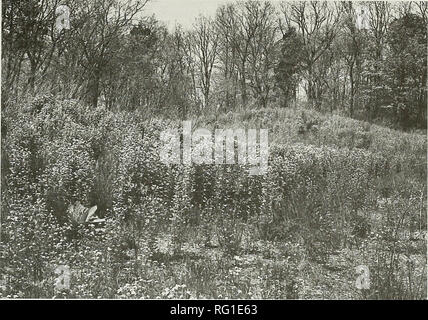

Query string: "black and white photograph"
[[0, 0, 427, 302]]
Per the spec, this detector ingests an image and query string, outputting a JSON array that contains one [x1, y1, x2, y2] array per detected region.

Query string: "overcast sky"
[[143, 0, 232, 29], [142, 1, 372, 30]]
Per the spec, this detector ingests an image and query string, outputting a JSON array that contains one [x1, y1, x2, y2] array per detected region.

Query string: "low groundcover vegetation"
[[1, 96, 426, 299]]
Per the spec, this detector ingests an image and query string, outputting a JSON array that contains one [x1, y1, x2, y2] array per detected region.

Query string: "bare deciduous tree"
[[189, 16, 219, 109], [280, 1, 342, 108]]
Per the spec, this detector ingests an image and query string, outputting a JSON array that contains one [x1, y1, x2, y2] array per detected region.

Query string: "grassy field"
[[1, 97, 426, 299]]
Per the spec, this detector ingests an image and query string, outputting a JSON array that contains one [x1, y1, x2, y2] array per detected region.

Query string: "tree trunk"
[[28, 61, 37, 95], [350, 63, 354, 117], [87, 69, 100, 108]]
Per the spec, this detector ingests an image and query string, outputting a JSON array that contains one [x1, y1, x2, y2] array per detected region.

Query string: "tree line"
[[2, 0, 427, 128]]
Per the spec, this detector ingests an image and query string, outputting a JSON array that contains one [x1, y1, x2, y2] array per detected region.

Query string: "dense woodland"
[[2, 0, 427, 127], [0, 0, 427, 299]]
